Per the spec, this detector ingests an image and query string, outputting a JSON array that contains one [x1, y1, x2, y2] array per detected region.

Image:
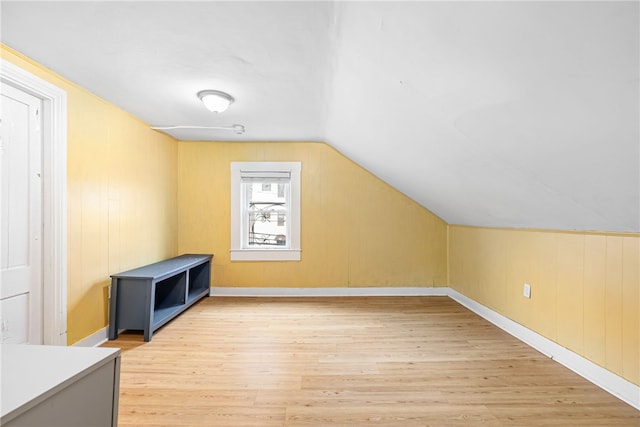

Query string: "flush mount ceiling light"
[[198, 90, 234, 113], [150, 89, 244, 134]]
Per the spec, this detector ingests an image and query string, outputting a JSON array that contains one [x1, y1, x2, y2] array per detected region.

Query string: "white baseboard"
[[447, 288, 640, 410], [72, 326, 108, 348], [209, 286, 449, 297]]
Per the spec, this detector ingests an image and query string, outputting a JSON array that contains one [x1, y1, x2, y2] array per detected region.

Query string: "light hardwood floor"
[[102, 296, 639, 426]]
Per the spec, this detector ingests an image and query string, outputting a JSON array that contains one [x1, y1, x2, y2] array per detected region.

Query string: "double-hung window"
[[230, 162, 301, 261]]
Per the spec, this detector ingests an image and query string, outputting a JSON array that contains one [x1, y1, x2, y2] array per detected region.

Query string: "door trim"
[[1, 58, 68, 345]]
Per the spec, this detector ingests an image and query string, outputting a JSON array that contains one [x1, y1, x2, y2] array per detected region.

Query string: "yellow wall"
[[177, 141, 447, 288], [448, 225, 640, 386], [1, 46, 179, 344]]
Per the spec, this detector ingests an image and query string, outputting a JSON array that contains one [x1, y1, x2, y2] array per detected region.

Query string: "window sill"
[[230, 249, 301, 261]]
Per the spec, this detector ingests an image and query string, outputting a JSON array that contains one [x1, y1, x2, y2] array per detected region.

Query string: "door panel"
[[0, 83, 43, 344]]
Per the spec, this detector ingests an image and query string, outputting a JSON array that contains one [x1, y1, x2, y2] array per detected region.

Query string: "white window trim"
[[230, 162, 301, 261]]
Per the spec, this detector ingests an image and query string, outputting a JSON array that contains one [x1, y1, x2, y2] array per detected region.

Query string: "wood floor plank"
[[103, 296, 639, 426], [285, 404, 503, 427]]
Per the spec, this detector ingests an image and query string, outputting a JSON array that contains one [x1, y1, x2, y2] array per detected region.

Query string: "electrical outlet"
[[523, 283, 531, 299]]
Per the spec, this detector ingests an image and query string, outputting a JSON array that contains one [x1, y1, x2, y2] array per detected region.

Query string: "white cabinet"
[[1, 344, 121, 427]]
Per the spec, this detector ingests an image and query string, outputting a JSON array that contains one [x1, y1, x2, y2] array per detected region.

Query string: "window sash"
[[242, 178, 290, 249], [230, 161, 301, 261]]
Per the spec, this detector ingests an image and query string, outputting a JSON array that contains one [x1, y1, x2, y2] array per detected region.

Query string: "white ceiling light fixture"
[[150, 89, 244, 134], [198, 90, 234, 113]]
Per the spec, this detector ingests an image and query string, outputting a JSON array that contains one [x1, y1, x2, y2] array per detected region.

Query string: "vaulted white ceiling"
[[2, 1, 638, 232]]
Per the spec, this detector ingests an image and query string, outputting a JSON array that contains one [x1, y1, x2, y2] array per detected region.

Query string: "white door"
[[0, 83, 43, 344]]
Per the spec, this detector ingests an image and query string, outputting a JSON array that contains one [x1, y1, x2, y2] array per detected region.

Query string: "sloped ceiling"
[[1, 1, 638, 232]]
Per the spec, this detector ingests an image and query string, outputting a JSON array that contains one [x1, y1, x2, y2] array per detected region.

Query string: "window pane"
[[245, 181, 288, 247]]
